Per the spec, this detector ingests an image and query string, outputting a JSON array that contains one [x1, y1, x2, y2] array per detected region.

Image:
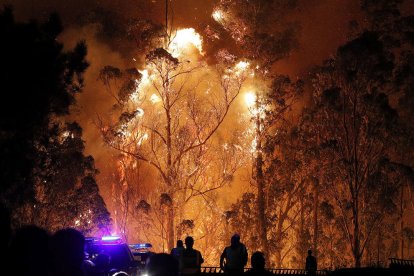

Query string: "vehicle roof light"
[[85, 237, 100, 242], [129, 243, 152, 249], [102, 236, 121, 242]]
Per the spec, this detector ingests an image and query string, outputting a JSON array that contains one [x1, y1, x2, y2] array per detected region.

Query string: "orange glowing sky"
[[0, 0, 369, 206]]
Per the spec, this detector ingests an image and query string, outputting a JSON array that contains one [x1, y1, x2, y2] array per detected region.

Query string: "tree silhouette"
[[0, 7, 110, 233], [308, 31, 400, 267]]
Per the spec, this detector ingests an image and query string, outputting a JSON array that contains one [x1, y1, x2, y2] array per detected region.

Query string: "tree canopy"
[[0, 7, 110, 234]]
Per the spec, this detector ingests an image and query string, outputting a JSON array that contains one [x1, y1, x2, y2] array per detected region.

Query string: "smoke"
[[58, 24, 128, 205], [273, 0, 363, 77], [0, 0, 368, 236]]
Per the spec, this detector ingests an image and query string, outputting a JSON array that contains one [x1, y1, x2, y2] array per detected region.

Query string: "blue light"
[[129, 243, 152, 249], [102, 236, 121, 241], [85, 237, 100, 242]]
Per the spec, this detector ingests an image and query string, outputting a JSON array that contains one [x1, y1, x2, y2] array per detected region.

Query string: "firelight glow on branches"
[[131, 69, 151, 102], [125, 28, 208, 143]]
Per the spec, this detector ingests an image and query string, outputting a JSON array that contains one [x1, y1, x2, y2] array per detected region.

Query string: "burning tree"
[[211, 0, 301, 259], [96, 154, 153, 242], [227, 77, 303, 267], [99, 29, 249, 250], [212, 0, 298, 68]]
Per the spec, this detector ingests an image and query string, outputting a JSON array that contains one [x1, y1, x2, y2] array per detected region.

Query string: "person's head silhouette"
[[185, 236, 194, 249], [251, 251, 266, 270], [177, 240, 183, 248], [231, 233, 240, 248], [308, 249, 312, 256], [50, 228, 85, 276]]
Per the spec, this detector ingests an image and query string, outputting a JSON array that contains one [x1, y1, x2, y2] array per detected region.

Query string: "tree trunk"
[[257, 151, 268, 257], [400, 184, 404, 259], [112, 179, 118, 235], [313, 179, 319, 257], [165, 74, 175, 251], [353, 201, 361, 268], [257, 171, 268, 256], [300, 188, 305, 267], [275, 215, 283, 267], [330, 227, 334, 269], [255, 111, 268, 257], [167, 202, 174, 251], [275, 249, 282, 268], [377, 226, 381, 267]]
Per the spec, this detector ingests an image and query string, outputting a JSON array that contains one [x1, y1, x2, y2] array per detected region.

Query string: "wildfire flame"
[[150, 93, 161, 103], [234, 61, 250, 75], [139, 69, 150, 83], [245, 90, 266, 119], [136, 108, 144, 117], [212, 9, 225, 22], [244, 91, 256, 107], [169, 28, 203, 57], [138, 133, 149, 145]]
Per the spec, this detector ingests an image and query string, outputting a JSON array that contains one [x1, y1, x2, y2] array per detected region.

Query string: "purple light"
[[102, 236, 121, 241]]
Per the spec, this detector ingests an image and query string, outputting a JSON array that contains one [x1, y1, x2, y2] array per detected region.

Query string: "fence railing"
[[267, 268, 329, 275], [201, 259, 414, 275], [389, 258, 414, 267], [200, 267, 330, 275]]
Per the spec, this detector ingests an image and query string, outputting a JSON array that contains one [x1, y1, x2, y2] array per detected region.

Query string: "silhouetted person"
[[171, 240, 184, 257], [9, 225, 51, 276], [181, 236, 204, 275], [171, 240, 184, 268], [50, 228, 85, 276], [220, 234, 248, 276], [244, 252, 273, 276], [305, 250, 317, 275], [146, 253, 179, 276]]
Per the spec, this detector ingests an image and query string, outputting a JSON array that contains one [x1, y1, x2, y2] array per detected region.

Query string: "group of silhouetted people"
[[156, 233, 318, 276], [4, 225, 89, 275], [170, 236, 204, 275], [1, 203, 318, 276], [0, 204, 104, 276], [151, 234, 250, 276]]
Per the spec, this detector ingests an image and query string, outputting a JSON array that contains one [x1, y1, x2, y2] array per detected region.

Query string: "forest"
[[0, 0, 414, 270]]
